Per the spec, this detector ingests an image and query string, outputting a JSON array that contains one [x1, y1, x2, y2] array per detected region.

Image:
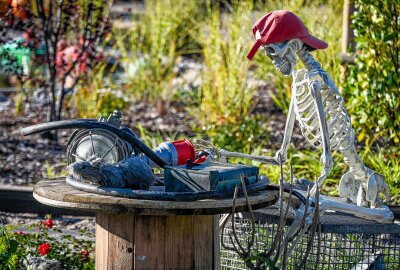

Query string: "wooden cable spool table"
[[33, 179, 278, 270]]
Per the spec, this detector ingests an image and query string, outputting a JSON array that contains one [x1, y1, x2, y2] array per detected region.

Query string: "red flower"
[[39, 243, 51, 256], [17, 231, 24, 235], [80, 249, 90, 261], [44, 219, 53, 228]]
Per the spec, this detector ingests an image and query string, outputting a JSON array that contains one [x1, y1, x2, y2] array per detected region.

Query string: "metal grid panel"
[[220, 214, 400, 270]]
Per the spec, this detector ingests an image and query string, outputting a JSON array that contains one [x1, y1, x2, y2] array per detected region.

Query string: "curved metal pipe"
[[20, 120, 168, 168]]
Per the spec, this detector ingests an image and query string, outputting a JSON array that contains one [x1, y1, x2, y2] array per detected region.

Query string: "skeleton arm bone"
[[275, 95, 296, 163], [218, 97, 296, 166], [309, 80, 333, 195]]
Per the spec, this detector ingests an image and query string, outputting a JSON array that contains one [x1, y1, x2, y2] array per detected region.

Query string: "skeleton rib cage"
[[293, 68, 352, 152]]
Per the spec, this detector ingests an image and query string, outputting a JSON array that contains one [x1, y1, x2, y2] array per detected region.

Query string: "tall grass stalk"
[[116, 0, 201, 113], [195, 1, 256, 126]]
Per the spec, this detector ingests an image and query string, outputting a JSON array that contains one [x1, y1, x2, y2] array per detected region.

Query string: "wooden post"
[[341, 0, 356, 82], [95, 212, 220, 270], [341, 0, 356, 64], [95, 212, 135, 269]]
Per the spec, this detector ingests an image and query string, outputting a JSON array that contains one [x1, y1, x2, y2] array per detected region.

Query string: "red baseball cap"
[[247, 10, 328, 60]]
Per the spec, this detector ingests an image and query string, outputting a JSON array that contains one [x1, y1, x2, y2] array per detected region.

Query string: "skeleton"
[[219, 11, 393, 265], [220, 34, 394, 264], [263, 37, 391, 208], [220, 34, 393, 223]]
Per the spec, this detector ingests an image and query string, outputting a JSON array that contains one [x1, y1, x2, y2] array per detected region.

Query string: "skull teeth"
[[276, 61, 290, 74]]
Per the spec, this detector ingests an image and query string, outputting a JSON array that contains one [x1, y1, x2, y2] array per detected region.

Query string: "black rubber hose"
[[265, 184, 307, 205], [20, 120, 168, 168]]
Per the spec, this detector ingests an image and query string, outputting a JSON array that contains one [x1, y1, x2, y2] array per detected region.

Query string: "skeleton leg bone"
[[318, 197, 393, 222], [277, 194, 393, 267], [339, 136, 389, 208]]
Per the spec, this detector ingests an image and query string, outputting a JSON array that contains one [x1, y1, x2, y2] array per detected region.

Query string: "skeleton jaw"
[[263, 39, 303, 76], [272, 57, 294, 76]]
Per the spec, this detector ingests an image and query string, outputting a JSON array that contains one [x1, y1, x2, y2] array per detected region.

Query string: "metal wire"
[[220, 214, 400, 270]]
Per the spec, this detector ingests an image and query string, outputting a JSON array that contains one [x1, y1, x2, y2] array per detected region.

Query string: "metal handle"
[[219, 149, 279, 165]]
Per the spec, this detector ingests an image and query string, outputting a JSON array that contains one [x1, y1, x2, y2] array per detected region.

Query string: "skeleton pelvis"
[[339, 169, 388, 208]]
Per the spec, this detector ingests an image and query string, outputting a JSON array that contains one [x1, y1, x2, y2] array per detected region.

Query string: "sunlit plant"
[[0, 217, 94, 269]]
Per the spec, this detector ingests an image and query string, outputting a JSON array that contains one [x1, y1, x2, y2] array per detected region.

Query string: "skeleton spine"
[[297, 48, 322, 71]]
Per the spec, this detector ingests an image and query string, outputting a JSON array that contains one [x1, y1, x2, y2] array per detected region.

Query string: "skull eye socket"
[[265, 46, 276, 54]]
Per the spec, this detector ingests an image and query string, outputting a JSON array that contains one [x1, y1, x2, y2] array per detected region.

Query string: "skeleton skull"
[[261, 38, 304, 76]]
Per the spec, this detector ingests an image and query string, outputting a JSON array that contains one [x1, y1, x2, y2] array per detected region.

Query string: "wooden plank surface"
[[134, 215, 166, 269], [96, 212, 110, 269], [213, 215, 220, 270], [193, 215, 215, 269], [33, 180, 278, 215], [164, 216, 194, 269], [95, 213, 218, 269], [107, 213, 134, 270]]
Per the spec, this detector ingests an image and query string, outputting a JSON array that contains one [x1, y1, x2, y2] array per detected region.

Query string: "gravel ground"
[[0, 211, 95, 241]]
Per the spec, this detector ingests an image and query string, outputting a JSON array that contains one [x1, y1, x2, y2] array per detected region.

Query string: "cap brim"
[[247, 40, 262, 60], [301, 35, 328, 50]]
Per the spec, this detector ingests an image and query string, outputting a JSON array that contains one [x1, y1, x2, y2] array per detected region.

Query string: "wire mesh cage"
[[220, 208, 400, 270]]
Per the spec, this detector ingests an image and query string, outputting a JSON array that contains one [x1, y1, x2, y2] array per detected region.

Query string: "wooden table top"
[[33, 180, 279, 215]]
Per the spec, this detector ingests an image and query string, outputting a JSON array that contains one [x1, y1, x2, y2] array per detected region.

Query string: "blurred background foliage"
[[193, 1, 264, 153], [343, 0, 399, 146], [4, 0, 399, 202], [114, 0, 203, 113]]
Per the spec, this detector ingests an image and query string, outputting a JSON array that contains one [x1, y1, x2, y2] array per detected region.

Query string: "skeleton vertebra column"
[[296, 48, 322, 71]]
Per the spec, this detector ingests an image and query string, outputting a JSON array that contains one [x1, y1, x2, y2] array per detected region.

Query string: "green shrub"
[[136, 124, 179, 149], [204, 115, 268, 153], [343, 0, 400, 145], [0, 218, 94, 269], [69, 69, 127, 118]]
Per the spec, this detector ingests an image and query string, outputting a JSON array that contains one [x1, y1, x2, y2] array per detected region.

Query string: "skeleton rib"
[[300, 109, 317, 122], [297, 98, 314, 113]]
